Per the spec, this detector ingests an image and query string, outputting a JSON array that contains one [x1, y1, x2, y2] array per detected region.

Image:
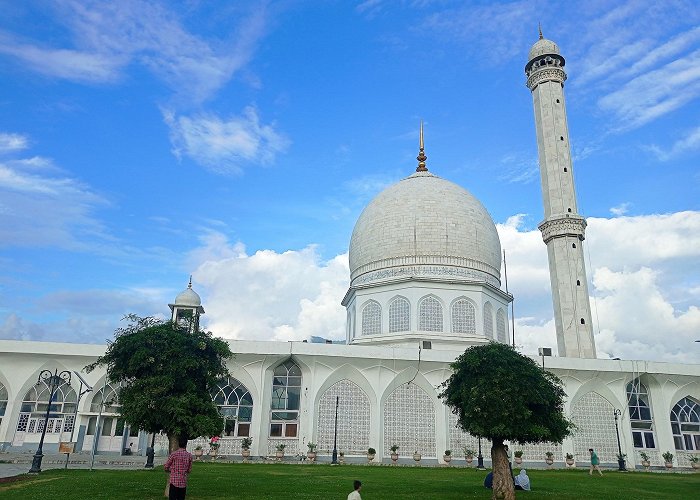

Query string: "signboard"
[[59, 442, 75, 454]]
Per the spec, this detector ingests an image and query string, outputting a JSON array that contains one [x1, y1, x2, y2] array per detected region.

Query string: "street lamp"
[[613, 409, 627, 471], [29, 369, 72, 474], [331, 396, 339, 464], [145, 432, 157, 468], [476, 436, 485, 469]]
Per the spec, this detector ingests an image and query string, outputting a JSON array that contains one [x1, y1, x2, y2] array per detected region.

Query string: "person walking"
[[164, 436, 193, 499], [347, 480, 362, 500], [589, 448, 602, 476]]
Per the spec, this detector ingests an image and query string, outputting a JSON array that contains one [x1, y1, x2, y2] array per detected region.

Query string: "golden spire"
[[538, 23, 543, 40], [416, 120, 428, 172]]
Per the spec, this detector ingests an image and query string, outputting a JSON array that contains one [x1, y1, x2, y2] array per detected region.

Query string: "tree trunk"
[[491, 438, 515, 500], [168, 434, 180, 454]]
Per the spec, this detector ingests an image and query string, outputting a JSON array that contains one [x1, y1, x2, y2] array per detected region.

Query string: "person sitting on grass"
[[515, 469, 531, 491]]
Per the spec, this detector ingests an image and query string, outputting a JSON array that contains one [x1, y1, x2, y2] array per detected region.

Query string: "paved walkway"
[[0, 452, 164, 479]]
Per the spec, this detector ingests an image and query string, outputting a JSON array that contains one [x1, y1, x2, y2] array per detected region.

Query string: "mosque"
[[0, 34, 698, 469]]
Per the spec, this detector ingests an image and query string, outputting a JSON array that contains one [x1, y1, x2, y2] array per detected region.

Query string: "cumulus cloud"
[[610, 203, 631, 216], [163, 107, 290, 173]]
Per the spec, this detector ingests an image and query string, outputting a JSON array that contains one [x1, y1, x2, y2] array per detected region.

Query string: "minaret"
[[168, 276, 205, 333], [525, 30, 596, 358]]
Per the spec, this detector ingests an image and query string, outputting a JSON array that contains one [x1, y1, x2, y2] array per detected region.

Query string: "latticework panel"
[[451, 299, 476, 334], [447, 411, 491, 457], [384, 383, 436, 457], [361, 301, 381, 336], [483, 302, 494, 338], [571, 392, 618, 463], [496, 309, 507, 343], [517, 441, 563, 461], [418, 296, 443, 332], [389, 297, 410, 333], [317, 379, 370, 455], [267, 438, 299, 456]]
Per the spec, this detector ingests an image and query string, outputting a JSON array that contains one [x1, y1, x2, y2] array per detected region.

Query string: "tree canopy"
[[439, 342, 572, 500], [85, 314, 233, 448]]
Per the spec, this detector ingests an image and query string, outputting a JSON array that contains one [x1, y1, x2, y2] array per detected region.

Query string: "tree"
[[439, 343, 572, 500], [85, 314, 233, 452]]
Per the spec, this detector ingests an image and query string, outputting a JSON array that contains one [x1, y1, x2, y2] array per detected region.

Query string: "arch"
[[383, 382, 436, 458], [317, 379, 371, 455], [626, 378, 656, 449], [388, 296, 410, 333], [0, 380, 7, 427], [211, 376, 254, 437], [361, 300, 381, 336], [88, 383, 121, 413], [451, 297, 476, 334], [17, 370, 78, 437], [418, 295, 443, 332], [483, 302, 494, 339], [269, 358, 302, 439], [496, 308, 507, 343], [570, 391, 618, 463], [670, 396, 700, 451]]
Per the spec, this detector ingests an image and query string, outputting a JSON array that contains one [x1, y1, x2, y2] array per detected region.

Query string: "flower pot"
[[275, 451, 284, 461], [194, 449, 204, 460], [443, 455, 452, 464], [307, 451, 317, 462], [391, 453, 398, 464], [664, 462, 673, 469], [641, 460, 650, 470], [691, 462, 699, 470], [242, 449, 250, 461], [466, 456, 473, 465], [514, 457, 523, 465], [413, 452, 421, 463], [566, 458, 574, 467], [545, 458, 554, 468], [210, 448, 219, 458], [339, 455, 345, 464], [367, 453, 375, 463]]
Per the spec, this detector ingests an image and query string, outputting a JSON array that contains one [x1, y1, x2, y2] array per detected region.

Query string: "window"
[[90, 383, 120, 413], [361, 301, 381, 336], [418, 296, 443, 332], [270, 360, 301, 438], [496, 309, 507, 343], [451, 299, 476, 334], [18, 373, 77, 435], [388, 297, 410, 333], [0, 382, 7, 427], [211, 377, 254, 437], [670, 397, 700, 451], [483, 302, 494, 339], [627, 379, 655, 448]]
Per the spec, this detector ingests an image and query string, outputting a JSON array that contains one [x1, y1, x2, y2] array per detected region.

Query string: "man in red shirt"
[[164, 436, 193, 500]]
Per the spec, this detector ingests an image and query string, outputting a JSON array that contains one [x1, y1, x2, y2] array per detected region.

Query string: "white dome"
[[174, 286, 201, 307], [349, 171, 502, 287], [528, 37, 560, 62]]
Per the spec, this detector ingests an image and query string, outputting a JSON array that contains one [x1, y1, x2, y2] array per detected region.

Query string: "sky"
[[0, 0, 699, 364]]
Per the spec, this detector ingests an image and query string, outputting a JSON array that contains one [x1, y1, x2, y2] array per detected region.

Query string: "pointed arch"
[[269, 358, 302, 439], [570, 391, 618, 463], [451, 297, 476, 334], [418, 295, 443, 332], [211, 376, 254, 437], [388, 295, 410, 333], [496, 308, 507, 343], [17, 368, 77, 436], [361, 300, 381, 336], [0, 380, 8, 426], [670, 396, 700, 451], [626, 378, 656, 449], [317, 378, 371, 455], [483, 301, 494, 339]]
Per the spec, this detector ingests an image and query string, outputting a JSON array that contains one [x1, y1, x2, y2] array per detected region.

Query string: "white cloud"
[[610, 203, 631, 216], [646, 125, 700, 161], [163, 107, 290, 173], [0, 133, 29, 153]]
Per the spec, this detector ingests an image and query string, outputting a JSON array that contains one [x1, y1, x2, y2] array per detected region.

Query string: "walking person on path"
[[164, 436, 193, 499], [348, 480, 362, 500], [589, 448, 602, 476]]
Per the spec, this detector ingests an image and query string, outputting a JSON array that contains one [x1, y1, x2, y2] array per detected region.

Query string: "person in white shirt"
[[347, 480, 362, 499]]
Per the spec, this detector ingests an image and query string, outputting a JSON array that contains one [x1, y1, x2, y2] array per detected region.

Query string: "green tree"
[[439, 343, 572, 500], [85, 315, 233, 452]]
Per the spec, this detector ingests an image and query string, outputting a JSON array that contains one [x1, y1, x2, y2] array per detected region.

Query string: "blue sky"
[[1, 0, 699, 362]]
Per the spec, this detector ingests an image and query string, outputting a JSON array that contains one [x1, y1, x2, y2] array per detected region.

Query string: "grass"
[[0, 463, 698, 499]]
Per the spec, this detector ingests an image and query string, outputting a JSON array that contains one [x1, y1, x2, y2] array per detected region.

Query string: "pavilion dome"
[[528, 37, 560, 63], [174, 283, 201, 307], [348, 170, 502, 287]]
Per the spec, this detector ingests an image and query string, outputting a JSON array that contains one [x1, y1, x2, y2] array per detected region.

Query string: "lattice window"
[[211, 377, 254, 437], [270, 359, 301, 438], [388, 297, 410, 333], [90, 383, 121, 413], [483, 302, 494, 339], [571, 392, 618, 463], [496, 309, 507, 343], [64, 414, 75, 434], [384, 383, 436, 457], [451, 299, 476, 334], [23, 376, 77, 414], [627, 379, 655, 449], [317, 380, 370, 455], [16, 413, 29, 432], [361, 301, 381, 336], [670, 397, 700, 451], [418, 296, 443, 332], [447, 411, 490, 458]]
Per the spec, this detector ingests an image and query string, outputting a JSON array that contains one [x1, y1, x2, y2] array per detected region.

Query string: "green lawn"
[[1, 463, 697, 499]]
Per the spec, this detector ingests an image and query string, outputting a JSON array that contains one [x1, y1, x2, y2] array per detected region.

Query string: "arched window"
[[418, 296, 443, 332], [18, 373, 77, 435], [451, 299, 476, 334], [626, 379, 655, 448], [361, 301, 381, 336], [496, 309, 507, 343], [483, 302, 494, 339], [670, 397, 700, 451], [211, 377, 253, 437], [270, 360, 301, 438], [90, 383, 120, 413], [0, 382, 7, 427], [388, 297, 410, 333]]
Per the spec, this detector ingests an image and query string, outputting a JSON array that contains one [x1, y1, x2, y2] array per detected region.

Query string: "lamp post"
[[477, 436, 485, 469], [331, 396, 339, 464], [613, 409, 627, 471], [29, 369, 72, 474], [145, 432, 156, 468]]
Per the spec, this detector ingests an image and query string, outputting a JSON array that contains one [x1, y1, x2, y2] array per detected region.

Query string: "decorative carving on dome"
[[526, 67, 567, 90], [538, 216, 586, 243], [352, 265, 501, 288]]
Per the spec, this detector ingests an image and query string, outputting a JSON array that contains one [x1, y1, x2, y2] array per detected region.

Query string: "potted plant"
[[339, 451, 345, 464], [194, 445, 204, 460], [443, 449, 452, 464], [390, 445, 399, 463], [209, 436, 221, 458], [565, 452, 574, 467], [639, 451, 650, 470], [514, 450, 523, 465], [463, 447, 475, 465], [241, 437, 252, 460], [367, 447, 376, 463], [275, 443, 286, 461], [413, 450, 421, 463], [545, 451, 554, 467], [306, 442, 317, 462], [688, 455, 699, 470], [662, 451, 674, 469]]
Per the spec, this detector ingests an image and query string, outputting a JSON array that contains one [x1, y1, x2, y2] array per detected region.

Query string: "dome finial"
[[538, 23, 543, 40], [416, 120, 428, 172], [188, 275, 193, 289]]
